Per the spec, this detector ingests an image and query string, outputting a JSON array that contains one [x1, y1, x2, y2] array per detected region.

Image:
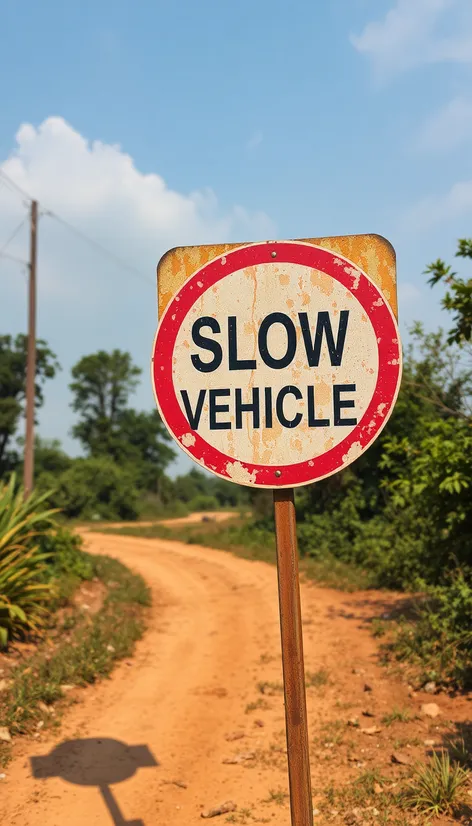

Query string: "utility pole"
[[23, 200, 38, 498]]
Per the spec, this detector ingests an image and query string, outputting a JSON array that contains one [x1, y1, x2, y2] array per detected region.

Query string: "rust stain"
[[315, 381, 330, 406], [310, 270, 334, 297], [157, 234, 397, 319]]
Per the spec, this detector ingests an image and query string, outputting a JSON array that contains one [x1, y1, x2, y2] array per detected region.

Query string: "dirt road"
[[82, 510, 237, 531], [2, 532, 469, 825]]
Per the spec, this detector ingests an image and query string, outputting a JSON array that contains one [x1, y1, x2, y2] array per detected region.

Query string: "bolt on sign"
[[151, 234, 401, 826], [152, 237, 401, 487]]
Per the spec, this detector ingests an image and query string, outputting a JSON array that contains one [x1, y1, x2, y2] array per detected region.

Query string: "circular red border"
[[152, 242, 402, 488]]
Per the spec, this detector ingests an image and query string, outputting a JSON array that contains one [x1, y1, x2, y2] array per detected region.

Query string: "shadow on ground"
[[31, 737, 159, 825], [325, 594, 422, 625]]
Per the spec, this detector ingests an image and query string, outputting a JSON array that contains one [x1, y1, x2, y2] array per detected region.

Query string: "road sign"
[[151, 239, 401, 488], [151, 234, 401, 826]]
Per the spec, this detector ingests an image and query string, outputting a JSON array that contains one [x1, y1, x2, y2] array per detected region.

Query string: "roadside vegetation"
[[0, 474, 150, 766], [0, 238, 471, 770], [106, 238, 472, 693], [0, 342, 248, 521]]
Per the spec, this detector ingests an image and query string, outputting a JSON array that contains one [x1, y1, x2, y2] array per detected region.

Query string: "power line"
[[0, 168, 32, 203], [0, 168, 152, 285], [0, 169, 32, 206], [44, 210, 154, 284], [0, 214, 29, 259], [0, 250, 27, 266]]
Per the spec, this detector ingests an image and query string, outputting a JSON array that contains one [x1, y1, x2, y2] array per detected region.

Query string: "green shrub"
[[0, 474, 58, 646], [41, 527, 90, 578], [187, 494, 219, 512], [39, 527, 94, 606], [351, 512, 432, 590], [381, 419, 472, 577], [1, 553, 151, 741], [385, 571, 472, 689], [137, 493, 188, 520], [39, 456, 140, 520]]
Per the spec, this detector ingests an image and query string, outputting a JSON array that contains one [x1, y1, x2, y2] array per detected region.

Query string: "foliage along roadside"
[[376, 571, 472, 692], [0, 342, 250, 521], [0, 549, 151, 767], [0, 473, 59, 646], [322, 752, 470, 823]]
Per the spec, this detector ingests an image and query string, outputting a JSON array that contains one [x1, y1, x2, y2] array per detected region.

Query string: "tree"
[[174, 468, 210, 503], [70, 350, 141, 455], [0, 335, 59, 476], [426, 237, 472, 345], [69, 350, 175, 486], [113, 409, 175, 489], [381, 417, 471, 571], [293, 322, 466, 533], [33, 437, 72, 477]]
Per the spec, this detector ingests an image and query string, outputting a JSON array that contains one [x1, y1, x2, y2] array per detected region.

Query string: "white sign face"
[[152, 241, 402, 488]]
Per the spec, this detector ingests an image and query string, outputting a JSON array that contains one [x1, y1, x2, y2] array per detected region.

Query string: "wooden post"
[[23, 199, 38, 499], [273, 488, 313, 826]]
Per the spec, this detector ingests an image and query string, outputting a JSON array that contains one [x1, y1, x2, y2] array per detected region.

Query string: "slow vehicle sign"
[[152, 240, 402, 488]]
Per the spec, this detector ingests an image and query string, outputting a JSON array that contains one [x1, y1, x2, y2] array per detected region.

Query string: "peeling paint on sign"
[[157, 234, 398, 321], [151, 239, 402, 488]]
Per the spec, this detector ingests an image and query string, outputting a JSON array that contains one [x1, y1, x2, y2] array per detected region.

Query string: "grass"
[[257, 680, 283, 695], [0, 552, 150, 766], [444, 736, 471, 768], [402, 752, 469, 816], [381, 707, 413, 726], [306, 668, 329, 688], [371, 619, 388, 638], [101, 518, 372, 592], [315, 719, 345, 747], [263, 788, 289, 806], [245, 698, 270, 714], [393, 736, 423, 749], [322, 754, 471, 824], [324, 768, 390, 807], [379, 583, 472, 692], [225, 808, 256, 824], [323, 769, 405, 825]]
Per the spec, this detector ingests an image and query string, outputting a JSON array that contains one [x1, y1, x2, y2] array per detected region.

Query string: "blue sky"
[[1, 0, 472, 474]]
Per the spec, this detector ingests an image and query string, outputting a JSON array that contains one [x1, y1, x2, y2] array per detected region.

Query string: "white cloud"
[[415, 97, 472, 152], [351, 0, 472, 77], [0, 117, 274, 299], [0, 117, 274, 461], [404, 178, 472, 230]]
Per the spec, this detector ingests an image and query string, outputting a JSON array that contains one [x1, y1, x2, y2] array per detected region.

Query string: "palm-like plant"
[[404, 751, 469, 816], [0, 474, 59, 646]]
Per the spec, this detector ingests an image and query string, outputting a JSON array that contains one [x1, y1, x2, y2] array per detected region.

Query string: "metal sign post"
[[152, 235, 401, 826], [274, 488, 313, 826]]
